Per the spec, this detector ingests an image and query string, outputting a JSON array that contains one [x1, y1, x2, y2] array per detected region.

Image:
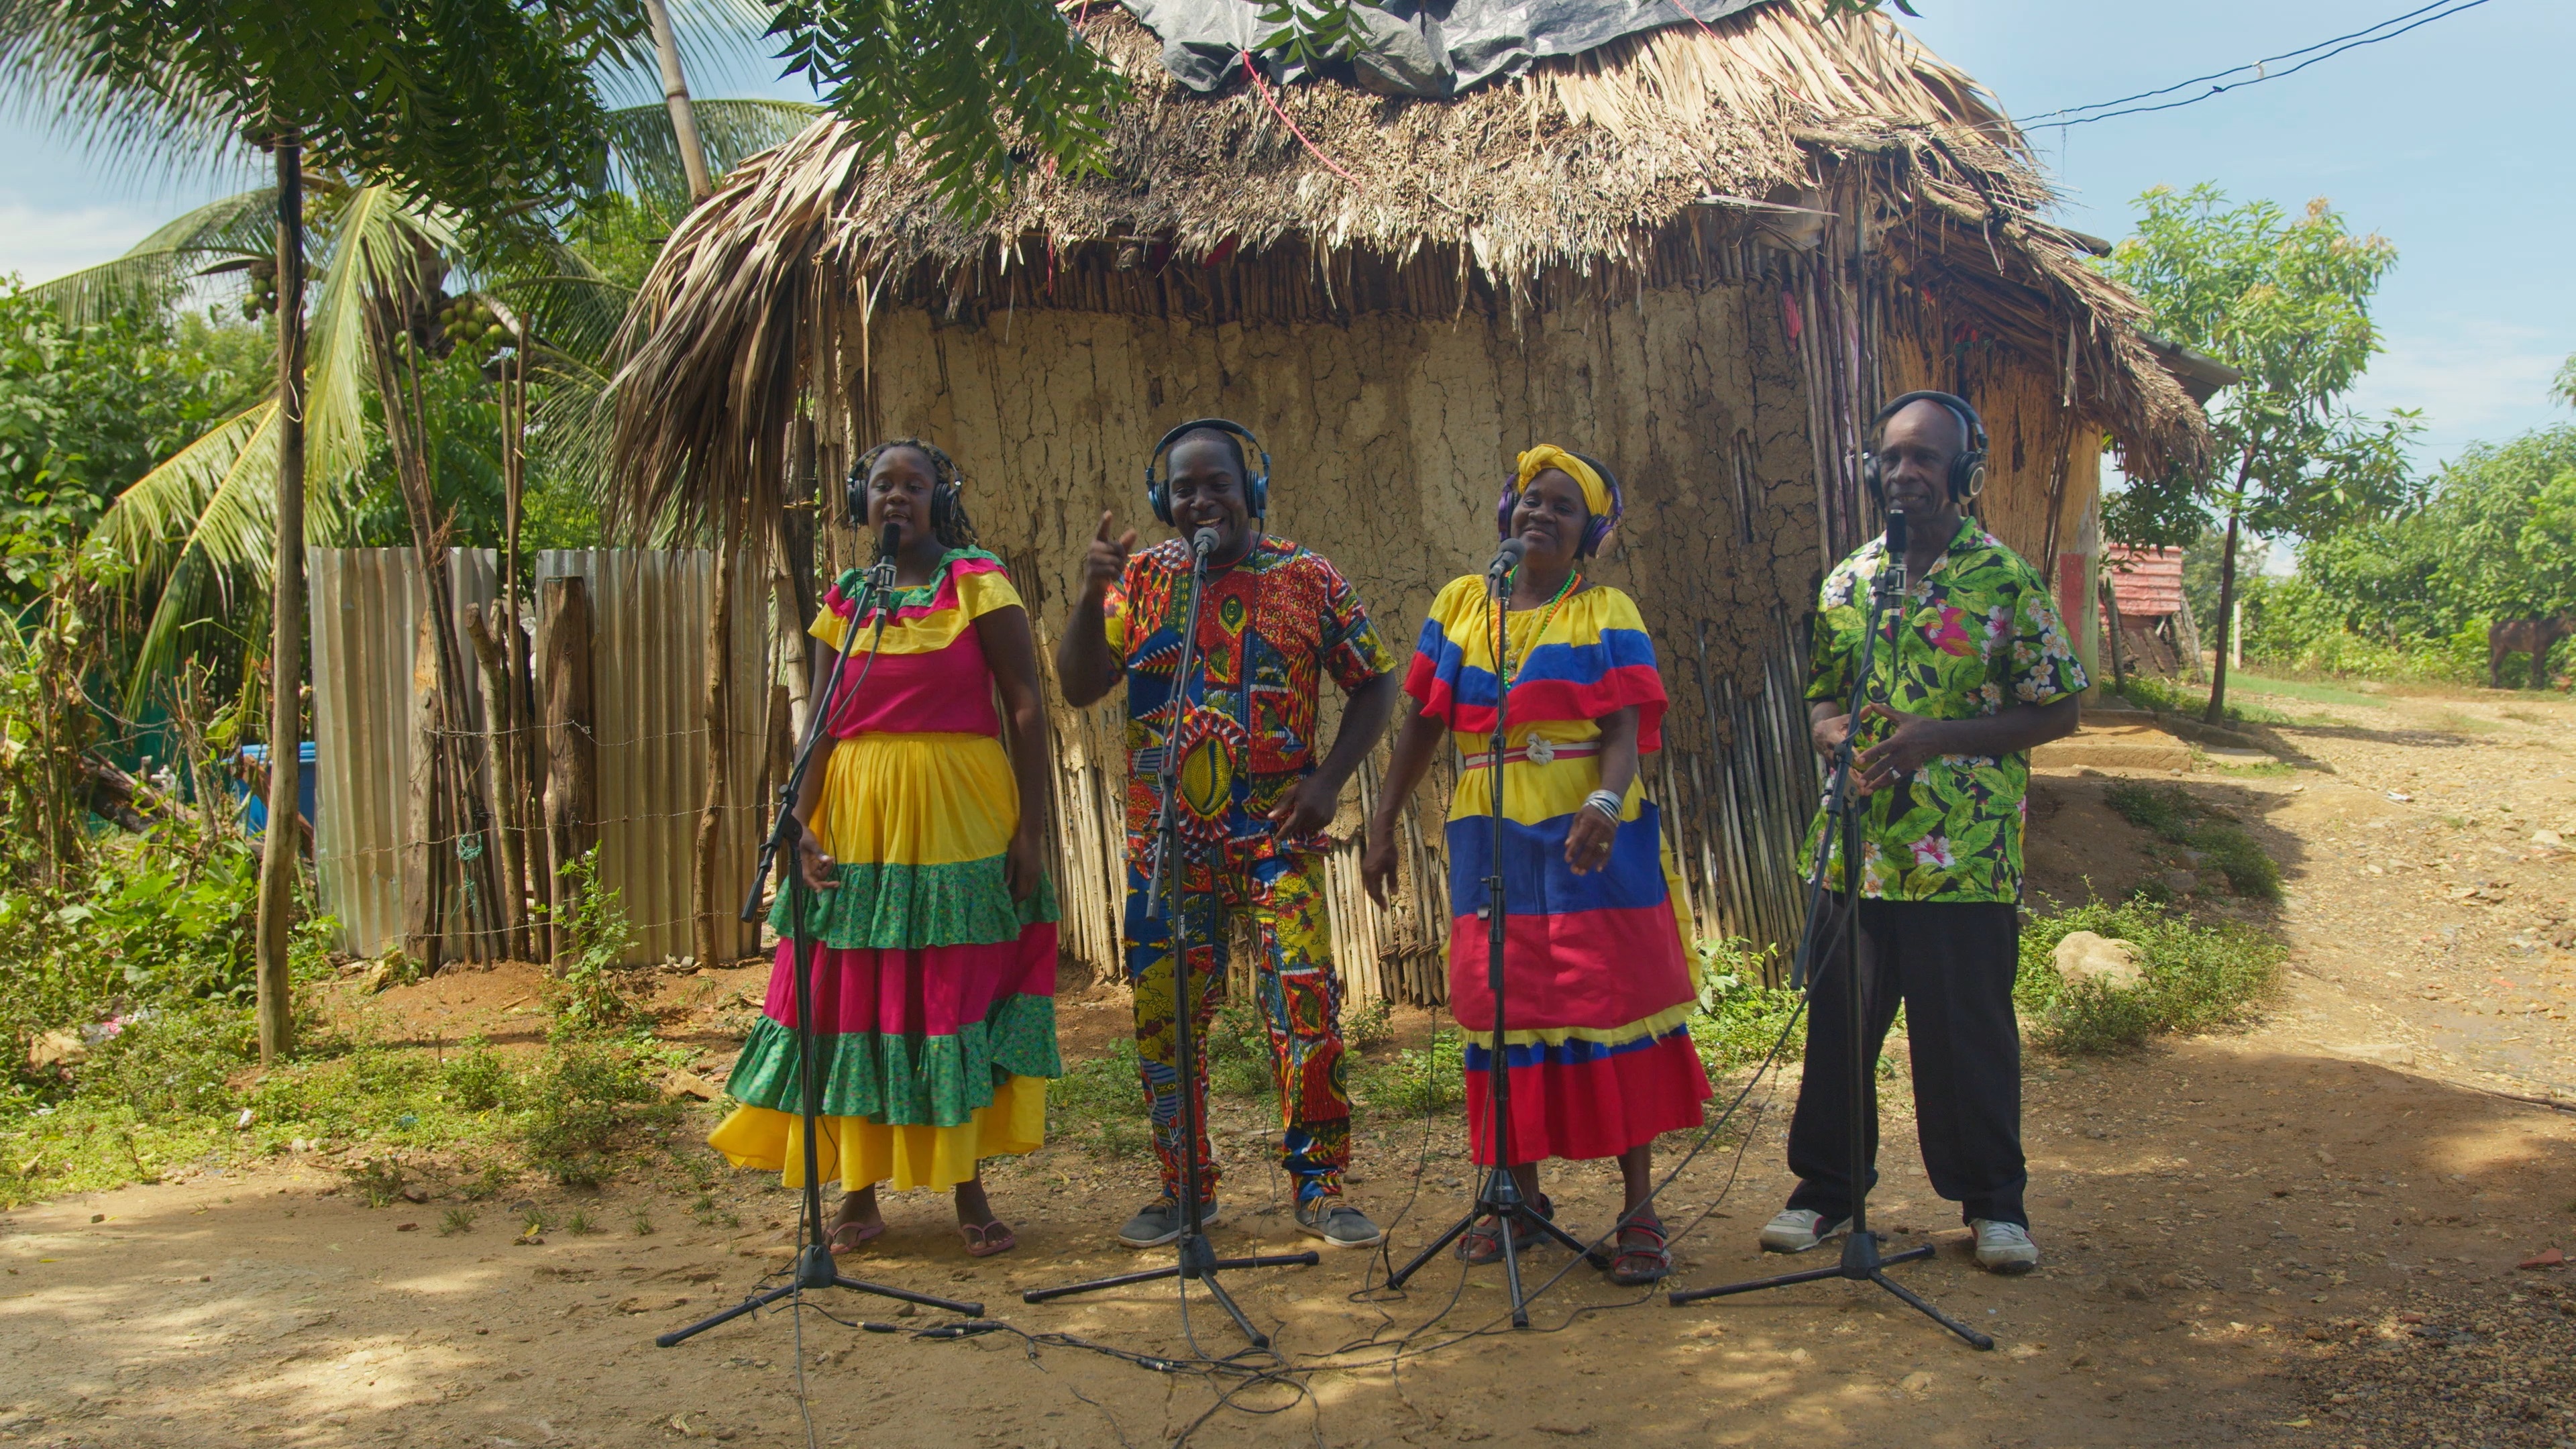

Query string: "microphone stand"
[[1385, 547, 1606, 1327], [1024, 527, 1319, 1350], [1668, 510, 1992, 1351], [660, 534, 985, 1349]]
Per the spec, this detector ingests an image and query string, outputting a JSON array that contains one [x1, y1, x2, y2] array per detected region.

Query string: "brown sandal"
[[1458, 1194, 1555, 1265], [959, 1220, 1017, 1258], [1609, 1211, 1672, 1285]]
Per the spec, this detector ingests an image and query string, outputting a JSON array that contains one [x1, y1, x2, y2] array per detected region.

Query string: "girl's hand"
[[796, 832, 837, 892], [1563, 807, 1615, 875], [1004, 824, 1047, 903], [1360, 819, 1399, 906]]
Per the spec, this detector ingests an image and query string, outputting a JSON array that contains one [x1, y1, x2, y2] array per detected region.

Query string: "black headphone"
[[1861, 390, 1988, 504], [1144, 418, 1271, 525], [844, 439, 966, 541]]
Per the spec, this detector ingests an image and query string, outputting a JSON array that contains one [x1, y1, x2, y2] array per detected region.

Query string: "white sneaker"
[[1758, 1208, 1851, 1254], [1972, 1219, 2039, 1274]]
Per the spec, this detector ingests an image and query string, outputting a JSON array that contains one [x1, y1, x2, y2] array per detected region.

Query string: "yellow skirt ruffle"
[[811, 731, 1017, 866], [706, 1073, 1048, 1193]]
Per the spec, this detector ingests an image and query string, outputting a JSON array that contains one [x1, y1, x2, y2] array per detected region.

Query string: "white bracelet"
[[1584, 789, 1623, 822]]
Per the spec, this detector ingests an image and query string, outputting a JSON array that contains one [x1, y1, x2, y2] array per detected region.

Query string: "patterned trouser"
[[1123, 851, 1351, 1204]]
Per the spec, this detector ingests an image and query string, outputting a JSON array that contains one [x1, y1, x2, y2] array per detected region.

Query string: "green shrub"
[[1688, 937, 1805, 1071], [2101, 782, 2281, 901], [2015, 898, 2284, 1054], [519, 1040, 674, 1187], [1203, 996, 1275, 1098], [543, 848, 643, 1038], [1352, 1029, 1464, 1115], [440, 1036, 515, 1112]]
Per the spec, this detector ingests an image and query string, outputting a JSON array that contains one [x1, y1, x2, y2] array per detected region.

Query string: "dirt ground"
[[3, 681, 2572, 1449]]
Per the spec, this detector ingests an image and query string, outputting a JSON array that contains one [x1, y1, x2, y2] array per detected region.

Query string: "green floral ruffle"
[[767, 856, 1059, 949], [721, 991, 1062, 1127]]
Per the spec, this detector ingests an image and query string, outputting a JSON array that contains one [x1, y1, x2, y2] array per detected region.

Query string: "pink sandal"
[[959, 1220, 1017, 1258], [826, 1219, 886, 1253]]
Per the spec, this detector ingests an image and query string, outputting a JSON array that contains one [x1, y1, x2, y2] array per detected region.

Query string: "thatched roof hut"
[[611, 1, 2212, 997]]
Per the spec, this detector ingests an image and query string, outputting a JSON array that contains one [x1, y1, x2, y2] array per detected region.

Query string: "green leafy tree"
[[2105, 184, 2420, 722]]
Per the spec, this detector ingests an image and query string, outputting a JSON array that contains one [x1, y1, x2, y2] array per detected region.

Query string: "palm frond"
[[27, 186, 277, 323], [603, 98, 820, 216], [92, 398, 284, 701]]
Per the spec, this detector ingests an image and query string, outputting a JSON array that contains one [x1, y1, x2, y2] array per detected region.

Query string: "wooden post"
[[540, 576, 596, 973], [694, 508, 742, 967], [462, 604, 526, 959], [403, 606, 443, 970]]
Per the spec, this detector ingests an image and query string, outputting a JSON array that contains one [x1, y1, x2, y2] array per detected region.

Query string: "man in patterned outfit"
[[1057, 424, 1401, 1250], [1759, 394, 2084, 1275]]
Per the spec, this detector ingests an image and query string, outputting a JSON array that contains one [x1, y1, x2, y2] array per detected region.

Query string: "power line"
[[2017, 0, 2498, 130]]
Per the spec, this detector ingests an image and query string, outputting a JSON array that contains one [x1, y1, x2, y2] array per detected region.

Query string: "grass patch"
[[2016, 898, 2286, 1055], [1046, 1037, 1151, 1159], [2101, 782, 2282, 901], [2112, 675, 2295, 727], [2226, 672, 2386, 708], [1351, 1030, 1465, 1115]]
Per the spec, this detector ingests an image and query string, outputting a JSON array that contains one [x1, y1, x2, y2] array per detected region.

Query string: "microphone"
[[1485, 537, 1527, 586], [876, 521, 902, 562], [1884, 507, 1908, 557], [1190, 526, 1220, 560]]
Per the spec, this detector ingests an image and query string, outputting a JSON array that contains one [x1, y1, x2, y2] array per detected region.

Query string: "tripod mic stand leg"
[[1872, 1269, 1993, 1350]]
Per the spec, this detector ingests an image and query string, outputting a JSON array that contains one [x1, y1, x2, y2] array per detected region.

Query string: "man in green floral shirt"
[[1760, 393, 2084, 1276]]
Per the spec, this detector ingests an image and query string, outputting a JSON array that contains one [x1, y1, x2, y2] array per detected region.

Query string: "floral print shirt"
[[1799, 517, 2086, 902]]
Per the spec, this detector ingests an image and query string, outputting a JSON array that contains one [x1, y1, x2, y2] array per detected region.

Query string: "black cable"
[[2018, 0, 2497, 130]]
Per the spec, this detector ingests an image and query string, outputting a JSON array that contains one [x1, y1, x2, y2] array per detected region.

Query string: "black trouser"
[[1784, 896, 2027, 1229]]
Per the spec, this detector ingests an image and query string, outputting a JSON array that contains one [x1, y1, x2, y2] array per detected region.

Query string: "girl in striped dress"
[[710, 439, 1060, 1257], [1362, 445, 1710, 1285]]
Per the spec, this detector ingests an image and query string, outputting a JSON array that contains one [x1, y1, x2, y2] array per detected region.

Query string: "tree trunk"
[[541, 577, 596, 973], [643, 0, 713, 204], [500, 353, 531, 959], [2099, 576, 2129, 694], [2203, 502, 2244, 724], [404, 608, 443, 969], [254, 138, 307, 1065]]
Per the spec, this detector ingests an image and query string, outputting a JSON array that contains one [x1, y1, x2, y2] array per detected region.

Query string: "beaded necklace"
[[1494, 566, 1582, 692]]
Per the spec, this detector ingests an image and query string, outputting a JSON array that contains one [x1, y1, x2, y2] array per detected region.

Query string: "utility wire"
[[2017, 0, 2497, 129]]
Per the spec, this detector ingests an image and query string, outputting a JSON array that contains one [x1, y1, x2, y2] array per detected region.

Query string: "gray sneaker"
[[1971, 1219, 2039, 1274], [1757, 1208, 1851, 1254], [1118, 1196, 1219, 1248], [1294, 1197, 1385, 1250]]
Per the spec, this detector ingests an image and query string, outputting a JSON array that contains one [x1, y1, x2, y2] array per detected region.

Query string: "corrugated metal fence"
[[307, 547, 763, 967], [307, 549, 498, 958], [535, 550, 766, 966]]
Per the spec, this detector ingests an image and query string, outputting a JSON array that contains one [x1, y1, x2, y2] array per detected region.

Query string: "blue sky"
[[1, 0, 2565, 476]]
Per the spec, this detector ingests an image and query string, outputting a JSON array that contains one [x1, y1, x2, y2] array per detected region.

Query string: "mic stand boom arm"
[[1668, 517, 1993, 1351], [661, 546, 985, 1349]]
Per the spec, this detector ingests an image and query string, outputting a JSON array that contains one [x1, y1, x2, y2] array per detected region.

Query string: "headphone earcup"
[[1495, 485, 1517, 540], [1953, 450, 1988, 502], [1861, 452, 1884, 502]]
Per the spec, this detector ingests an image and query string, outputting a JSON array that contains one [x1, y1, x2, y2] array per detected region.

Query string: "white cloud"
[[2350, 317, 2570, 468], [0, 199, 172, 288]]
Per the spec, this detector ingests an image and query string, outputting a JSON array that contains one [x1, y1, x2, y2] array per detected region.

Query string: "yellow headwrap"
[[1515, 445, 1613, 523]]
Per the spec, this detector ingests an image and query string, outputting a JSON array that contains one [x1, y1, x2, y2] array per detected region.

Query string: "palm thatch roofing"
[[611, 0, 2212, 533]]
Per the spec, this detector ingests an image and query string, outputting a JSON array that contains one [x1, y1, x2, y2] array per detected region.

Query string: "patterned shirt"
[[1800, 517, 2087, 902], [1105, 535, 1397, 869]]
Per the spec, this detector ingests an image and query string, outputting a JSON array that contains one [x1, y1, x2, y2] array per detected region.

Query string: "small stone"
[[395, 1222, 419, 1233], [2053, 932, 2144, 989], [2161, 869, 2200, 896], [89, 1214, 103, 1224], [2518, 1248, 2564, 1270]]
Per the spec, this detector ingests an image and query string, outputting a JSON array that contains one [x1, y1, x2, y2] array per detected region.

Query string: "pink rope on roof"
[[1238, 50, 1363, 187]]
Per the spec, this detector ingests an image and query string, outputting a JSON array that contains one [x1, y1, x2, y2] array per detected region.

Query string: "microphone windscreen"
[[1884, 508, 1908, 556], [1191, 527, 1220, 557], [877, 522, 902, 561], [1497, 538, 1528, 568]]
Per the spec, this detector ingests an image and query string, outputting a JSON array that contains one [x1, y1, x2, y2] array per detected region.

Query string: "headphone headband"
[[1862, 390, 1989, 504], [1144, 417, 1272, 524]]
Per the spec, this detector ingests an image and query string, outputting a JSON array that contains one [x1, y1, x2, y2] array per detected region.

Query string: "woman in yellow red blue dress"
[[1362, 445, 1710, 1284], [709, 439, 1059, 1258]]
